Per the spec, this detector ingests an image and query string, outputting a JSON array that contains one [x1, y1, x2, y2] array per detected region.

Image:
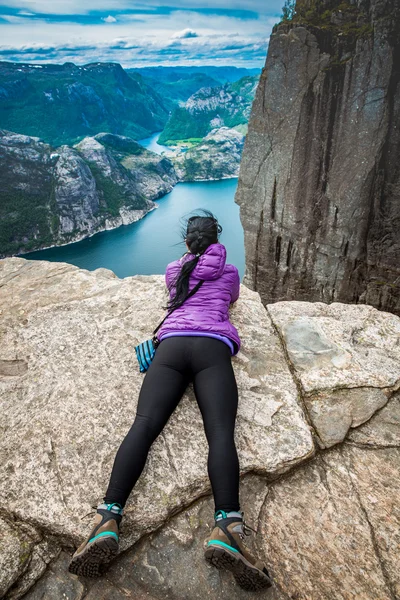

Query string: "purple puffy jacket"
[[157, 242, 241, 355]]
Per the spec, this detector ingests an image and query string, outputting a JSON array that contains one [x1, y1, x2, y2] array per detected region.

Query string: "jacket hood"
[[181, 242, 226, 281]]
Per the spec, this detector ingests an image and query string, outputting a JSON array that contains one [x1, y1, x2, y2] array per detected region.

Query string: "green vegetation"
[[279, 0, 373, 38], [281, 0, 296, 21], [0, 62, 169, 146], [160, 137, 203, 148], [158, 76, 258, 145], [95, 133, 145, 156], [0, 189, 53, 255], [158, 107, 209, 144], [183, 157, 201, 180], [181, 154, 230, 182], [0, 142, 56, 254], [86, 161, 136, 217], [232, 123, 248, 135], [138, 73, 220, 109], [0, 131, 163, 257]]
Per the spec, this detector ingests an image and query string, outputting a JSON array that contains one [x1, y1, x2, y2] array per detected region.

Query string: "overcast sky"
[[0, 1, 284, 67]]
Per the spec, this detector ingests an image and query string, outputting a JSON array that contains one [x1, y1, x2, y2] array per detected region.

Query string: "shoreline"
[[6, 175, 238, 260], [183, 174, 239, 182], [12, 204, 159, 259]]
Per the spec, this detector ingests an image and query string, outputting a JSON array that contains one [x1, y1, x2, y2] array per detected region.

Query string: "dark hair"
[[164, 209, 222, 311]]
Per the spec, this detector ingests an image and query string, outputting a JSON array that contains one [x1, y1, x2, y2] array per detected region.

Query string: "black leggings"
[[104, 336, 240, 512]]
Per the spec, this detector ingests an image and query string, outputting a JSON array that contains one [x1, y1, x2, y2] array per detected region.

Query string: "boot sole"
[[204, 544, 273, 591], [68, 536, 119, 578]]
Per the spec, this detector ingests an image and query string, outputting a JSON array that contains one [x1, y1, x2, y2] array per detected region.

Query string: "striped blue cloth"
[[134, 338, 157, 372]]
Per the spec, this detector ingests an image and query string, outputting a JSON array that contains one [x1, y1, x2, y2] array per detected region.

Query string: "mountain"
[[0, 62, 169, 146], [0, 130, 177, 257], [235, 0, 400, 316], [129, 65, 261, 84], [170, 127, 245, 181], [158, 76, 258, 145], [128, 71, 219, 112]]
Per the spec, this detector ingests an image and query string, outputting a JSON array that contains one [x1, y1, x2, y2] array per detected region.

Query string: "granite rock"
[[170, 127, 245, 181], [235, 0, 400, 315], [1, 257, 399, 599], [0, 257, 312, 597], [260, 446, 400, 600], [268, 301, 400, 447]]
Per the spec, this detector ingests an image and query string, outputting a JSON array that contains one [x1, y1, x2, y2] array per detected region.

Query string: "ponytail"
[[163, 209, 222, 311]]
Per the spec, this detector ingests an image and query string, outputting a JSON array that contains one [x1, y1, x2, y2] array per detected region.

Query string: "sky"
[[0, 1, 285, 68]]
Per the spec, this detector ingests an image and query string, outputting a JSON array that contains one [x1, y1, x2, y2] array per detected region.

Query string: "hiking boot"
[[204, 509, 273, 591], [68, 502, 123, 577]]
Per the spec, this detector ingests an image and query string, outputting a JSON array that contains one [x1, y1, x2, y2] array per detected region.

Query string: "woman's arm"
[[165, 259, 183, 290], [230, 268, 240, 304]]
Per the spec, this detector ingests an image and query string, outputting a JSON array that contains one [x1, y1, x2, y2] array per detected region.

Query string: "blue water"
[[20, 178, 244, 279], [138, 131, 171, 154]]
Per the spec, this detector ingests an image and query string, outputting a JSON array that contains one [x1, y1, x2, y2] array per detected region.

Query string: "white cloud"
[[0, 2, 280, 67], [0, 10, 275, 44], [0, 32, 269, 68], [0, 15, 27, 23], [3, 0, 135, 15], [2, 0, 284, 16], [171, 28, 198, 39]]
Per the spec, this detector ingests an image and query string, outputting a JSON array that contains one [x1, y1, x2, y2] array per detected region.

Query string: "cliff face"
[[170, 126, 245, 181], [235, 0, 400, 316], [0, 257, 399, 599], [0, 130, 178, 257]]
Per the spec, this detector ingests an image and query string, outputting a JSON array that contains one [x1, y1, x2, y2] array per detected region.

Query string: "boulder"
[[268, 301, 400, 448]]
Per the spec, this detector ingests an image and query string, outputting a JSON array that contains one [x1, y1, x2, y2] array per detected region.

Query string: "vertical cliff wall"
[[235, 0, 400, 315]]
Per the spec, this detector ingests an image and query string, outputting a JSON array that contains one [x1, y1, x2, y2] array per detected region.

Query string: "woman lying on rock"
[[68, 209, 272, 591]]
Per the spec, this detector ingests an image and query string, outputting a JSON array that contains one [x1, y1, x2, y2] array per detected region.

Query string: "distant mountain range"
[[129, 66, 261, 83], [0, 62, 260, 148], [0, 62, 260, 257], [158, 76, 259, 145], [130, 72, 221, 109], [0, 62, 169, 146]]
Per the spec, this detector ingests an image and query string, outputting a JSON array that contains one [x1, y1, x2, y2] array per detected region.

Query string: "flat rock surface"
[[22, 453, 400, 600], [347, 392, 400, 447], [0, 258, 312, 558], [268, 301, 400, 447], [1, 258, 399, 599], [23, 477, 285, 600], [267, 302, 400, 391], [260, 447, 400, 600]]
